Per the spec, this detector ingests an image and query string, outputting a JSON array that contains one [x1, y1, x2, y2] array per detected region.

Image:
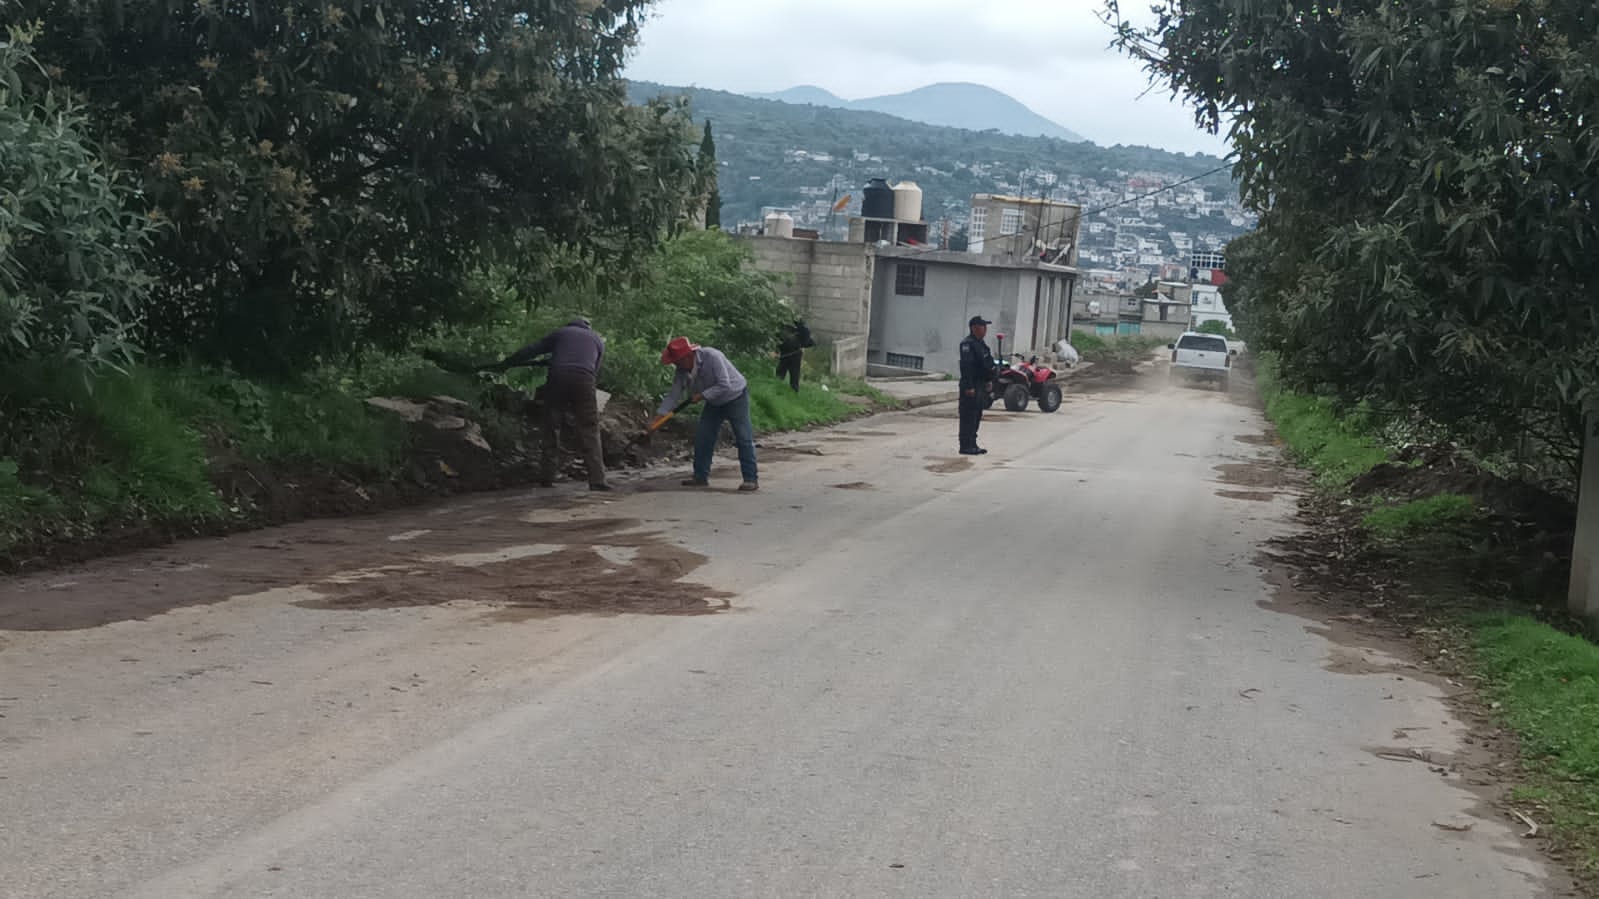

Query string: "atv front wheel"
[[1003, 383, 1030, 412], [1036, 383, 1063, 413]]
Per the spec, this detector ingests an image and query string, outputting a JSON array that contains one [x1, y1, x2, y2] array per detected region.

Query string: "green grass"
[[1361, 494, 1481, 539], [1477, 616, 1599, 878], [744, 369, 873, 433], [0, 362, 413, 554], [0, 364, 224, 551], [1256, 356, 1390, 485]]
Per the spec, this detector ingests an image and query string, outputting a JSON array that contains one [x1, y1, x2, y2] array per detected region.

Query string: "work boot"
[[536, 479, 556, 488], [738, 481, 759, 492], [681, 478, 709, 488], [959, 447, 988, 456], [589, 483, 612, 492]]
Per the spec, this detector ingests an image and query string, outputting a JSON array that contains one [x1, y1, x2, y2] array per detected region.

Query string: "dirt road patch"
[[0, 512, 725, 631], [925, 458, 974, 475], [299, 538, 730, 617], [830, 482, 875, 491]]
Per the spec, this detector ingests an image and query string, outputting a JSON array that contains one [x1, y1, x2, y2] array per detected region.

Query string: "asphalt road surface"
[[0, 365, 1564, 897]]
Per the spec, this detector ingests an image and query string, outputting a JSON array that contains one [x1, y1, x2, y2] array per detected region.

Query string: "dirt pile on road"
[[302, 540, 731, 617]]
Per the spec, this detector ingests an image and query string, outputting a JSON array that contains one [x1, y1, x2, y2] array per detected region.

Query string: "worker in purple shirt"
[[490, 318, 609, 491], [659, 337, 759, 492]]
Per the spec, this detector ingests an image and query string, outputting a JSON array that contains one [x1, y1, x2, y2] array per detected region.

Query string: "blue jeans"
[[694, 389, 758, 483]]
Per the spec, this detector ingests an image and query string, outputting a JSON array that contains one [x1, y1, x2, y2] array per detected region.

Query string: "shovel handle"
[[646, 398, 697, 433]]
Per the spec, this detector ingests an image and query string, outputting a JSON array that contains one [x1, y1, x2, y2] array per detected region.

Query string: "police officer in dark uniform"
[[958, 315, 997, 455]]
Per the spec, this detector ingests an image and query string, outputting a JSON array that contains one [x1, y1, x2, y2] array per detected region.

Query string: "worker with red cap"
[[660, 337, 759, 492]]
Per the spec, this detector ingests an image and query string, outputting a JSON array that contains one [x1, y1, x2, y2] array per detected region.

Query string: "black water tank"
[[862, 178, 895, 219]]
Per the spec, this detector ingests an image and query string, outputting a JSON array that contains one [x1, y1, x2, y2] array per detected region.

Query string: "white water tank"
[[764, 211, 794, 238], [892, 181, 923, 222]]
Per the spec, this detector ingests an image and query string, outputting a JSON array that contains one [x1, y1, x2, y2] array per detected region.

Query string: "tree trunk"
[[1571, 415, 1599, 633]]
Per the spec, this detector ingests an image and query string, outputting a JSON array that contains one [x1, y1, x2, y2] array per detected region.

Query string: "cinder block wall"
[[740, 236, 873, 378]]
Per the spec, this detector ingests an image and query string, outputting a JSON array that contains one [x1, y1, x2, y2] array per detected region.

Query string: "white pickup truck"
[[1167, 332, 1238, 389]]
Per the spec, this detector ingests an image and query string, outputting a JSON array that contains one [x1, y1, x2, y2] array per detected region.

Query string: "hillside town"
[[737, 148, 1256, 293]]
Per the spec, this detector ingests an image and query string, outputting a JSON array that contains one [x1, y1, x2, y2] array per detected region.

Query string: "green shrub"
[[0, 27, 155, 371]]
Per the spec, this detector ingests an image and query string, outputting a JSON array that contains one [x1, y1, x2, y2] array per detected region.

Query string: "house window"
[[1000, 208, 1023, 235], [894, 263, 926, 296], [885, 352, 924, 371], [968, 207, 987, 243]]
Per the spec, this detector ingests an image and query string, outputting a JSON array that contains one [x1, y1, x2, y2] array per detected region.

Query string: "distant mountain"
[[750, 85, 847, 106], [746, 81, 1085, 144]]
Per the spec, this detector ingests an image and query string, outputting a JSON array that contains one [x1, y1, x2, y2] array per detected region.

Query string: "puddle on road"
[[1215, 489, 1279, 503], [830, 482, 875, 491], [1214, 461, 1297, 490]]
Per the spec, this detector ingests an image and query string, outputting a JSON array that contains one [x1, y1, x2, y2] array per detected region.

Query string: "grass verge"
[[1255, 357, 1388, 485], [0, 363, 411, 554], [1477, 617, 1599, 880], [742, 362, 896, 433]]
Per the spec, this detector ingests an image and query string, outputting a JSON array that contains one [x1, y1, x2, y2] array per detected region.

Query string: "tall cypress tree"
[[698, 120, 722, 230]]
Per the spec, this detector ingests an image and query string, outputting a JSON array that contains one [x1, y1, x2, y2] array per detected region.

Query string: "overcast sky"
[[625, 0, 1233, 156]]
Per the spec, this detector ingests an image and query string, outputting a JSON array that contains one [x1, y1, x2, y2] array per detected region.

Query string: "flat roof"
[[873, 246, 1077, 275], [972, 194, 1083, 209]]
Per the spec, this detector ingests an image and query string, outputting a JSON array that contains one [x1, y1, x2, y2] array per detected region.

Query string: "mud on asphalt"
[[0, 507, 732, 632]]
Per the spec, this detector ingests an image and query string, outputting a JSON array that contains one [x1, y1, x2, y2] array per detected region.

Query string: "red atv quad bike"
[[982, 335, 1064, 413]]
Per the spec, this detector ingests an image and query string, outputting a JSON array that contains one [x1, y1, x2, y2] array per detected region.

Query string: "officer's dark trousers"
[[776, 351, 802, 392], [958, 392, 984, 451]]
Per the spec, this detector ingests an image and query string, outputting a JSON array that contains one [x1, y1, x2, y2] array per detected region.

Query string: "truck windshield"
[[1177, 335, 1228, 353]]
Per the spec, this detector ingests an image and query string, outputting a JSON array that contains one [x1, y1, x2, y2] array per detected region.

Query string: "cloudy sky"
[[625, 0, 1232, 156]]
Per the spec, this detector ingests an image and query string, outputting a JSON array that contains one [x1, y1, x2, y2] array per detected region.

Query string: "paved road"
[[0, 366, 1562, 897]]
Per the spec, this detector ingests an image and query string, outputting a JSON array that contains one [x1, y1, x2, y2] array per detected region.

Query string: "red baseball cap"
[[661, 337, 699, 365]]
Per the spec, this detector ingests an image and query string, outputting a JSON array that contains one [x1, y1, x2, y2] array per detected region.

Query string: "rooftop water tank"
[[862, 178, 895, 219], [892, 181, 923, 223], [764, 211, 794, 239]]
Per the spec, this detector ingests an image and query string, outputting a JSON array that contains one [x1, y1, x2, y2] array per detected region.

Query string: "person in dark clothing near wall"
[[775, 318, 816, 393], [489, 318, 610, 491], [958, 315, 997, 456]]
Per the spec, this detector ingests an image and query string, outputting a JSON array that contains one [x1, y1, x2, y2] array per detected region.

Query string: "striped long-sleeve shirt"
[[659, 347, 747, 414]]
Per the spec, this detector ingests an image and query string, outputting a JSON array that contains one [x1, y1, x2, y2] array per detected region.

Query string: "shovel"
[[647, 399, 695, 433], [628, 398, 697, 449]]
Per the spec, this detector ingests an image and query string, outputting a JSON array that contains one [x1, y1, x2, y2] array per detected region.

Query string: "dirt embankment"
[[1, 384, 691, 576]]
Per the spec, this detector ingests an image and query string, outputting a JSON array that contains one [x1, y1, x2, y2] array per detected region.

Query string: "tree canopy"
[[16, 0, 701, 373], [1110, 0, 1599, 468]]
